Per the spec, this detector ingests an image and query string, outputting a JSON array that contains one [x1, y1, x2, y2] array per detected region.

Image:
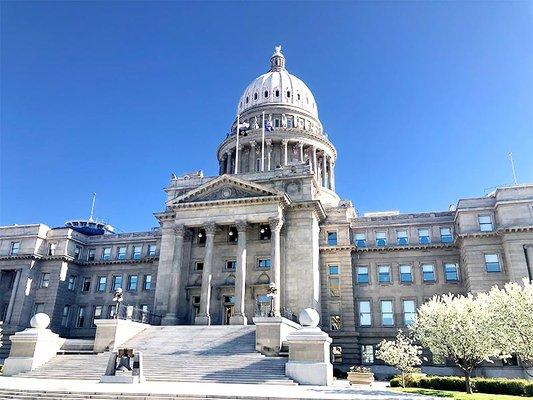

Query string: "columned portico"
[[162, 224, 186, 325], [269, 217, 283, 317], [230, 220, 248, 325], [195, 222, 217, 325]]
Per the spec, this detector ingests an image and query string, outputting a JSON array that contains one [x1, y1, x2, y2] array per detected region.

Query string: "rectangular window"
[[102, 247, 111, 260], [225, 260, 236, 270], [97, 276, 107, 292], [143, 274, 152, 290], [259, 225, 271, 240], [328, 265, 340, 297], [327, 231, 338, 246], [358, 300, 372, 326], [132, 245, 142, 260], [61, 305, 70, 327], [396, 230, 409, 245], [355, 233, 366, 248], [147, 244, 157, 256], [76, 306, 86, 327], [74, 246, 82, 260], [485, 253, 501, 272], [440, 227, 453, 243], [111, 275, 122, 290], [361, 345, 374, 364], [332, 346, 342, 363], [356, 266, 369, 284], [375, 231, 387, 246], [479, 215, 493, 232], [257, 258, 271, 269], [48, 243, 57, 256], [378, 265, 391, 283], [400, 265, 413, 283], [82, 277, 91, 292], [107, 305, 117, 319], [381, 300, 394, 326], [116, 246, 127, 260], [418, 229, 431, 244], [195, 261, 204, 271], [422, 264, 436, 282], [287, 116, 294, 128], [88, 248, 96, 261], [128, 275, 138, 291], [67, 275, 76, 291], [444, 263, 459, 282], [34, 302, 45, 315], [93, 305, 102, 326], [40, 272, 50, 288], [330, 315, 342, 331], [10, 242, 20, 255], [403, 300, 416, 326]]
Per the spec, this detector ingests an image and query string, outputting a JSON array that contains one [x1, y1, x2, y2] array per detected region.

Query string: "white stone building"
[[1, 47, 532, 374]]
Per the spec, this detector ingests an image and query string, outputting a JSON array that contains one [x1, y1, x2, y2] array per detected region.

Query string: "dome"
[[237, 46, 318, 118]]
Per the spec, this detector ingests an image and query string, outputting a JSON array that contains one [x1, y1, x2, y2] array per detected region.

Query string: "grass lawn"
[[394, 388, 526, 400]]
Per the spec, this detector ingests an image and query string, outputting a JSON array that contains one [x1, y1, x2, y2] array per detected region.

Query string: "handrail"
[[115, 303, 162, 325]]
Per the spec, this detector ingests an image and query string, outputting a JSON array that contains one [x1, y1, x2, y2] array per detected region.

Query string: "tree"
[[483, 278, 533, 377], [412, 293, 502, 393], [376, 329, 423, 388]]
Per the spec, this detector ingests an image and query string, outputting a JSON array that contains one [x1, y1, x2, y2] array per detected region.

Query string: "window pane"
[[361, 345, 374, 364], [445, 263, 459, 281], [327, 232, 337, 246], [357, 267, 369, 283]]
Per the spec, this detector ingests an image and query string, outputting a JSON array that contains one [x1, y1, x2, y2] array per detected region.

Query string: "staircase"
[[15, 325, 295, 385]]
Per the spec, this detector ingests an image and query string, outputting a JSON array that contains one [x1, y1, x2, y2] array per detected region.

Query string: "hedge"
[[390, 375, 533, 396]]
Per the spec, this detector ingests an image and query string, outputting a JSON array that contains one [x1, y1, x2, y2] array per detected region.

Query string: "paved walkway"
[[0, 377, 436, 399]]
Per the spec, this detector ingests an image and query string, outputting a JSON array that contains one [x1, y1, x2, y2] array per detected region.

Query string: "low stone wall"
[[253, 316, 299, 356]]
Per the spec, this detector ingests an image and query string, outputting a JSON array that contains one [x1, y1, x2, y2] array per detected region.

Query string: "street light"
[[266, 282, 277, 317]]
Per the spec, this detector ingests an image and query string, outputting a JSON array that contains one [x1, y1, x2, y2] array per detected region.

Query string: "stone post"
[[285, 308, 333, 386], [248, 141, 256, 173], [269, 217, 283, 317], [195, 222, 216, 325], [162, 224, 185, 325], [230, 220, 248, 325], [282, 139, 289, 166]]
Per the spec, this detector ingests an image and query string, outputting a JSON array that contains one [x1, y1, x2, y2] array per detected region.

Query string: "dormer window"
[[275, 90, 280, 97], [254, 93, 258, 100], [264, 91, 268, 98]]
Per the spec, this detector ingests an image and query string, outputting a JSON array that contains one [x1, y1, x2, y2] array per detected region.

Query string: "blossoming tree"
[[412, 293, 502, 393], [376, 330, 423, 388]]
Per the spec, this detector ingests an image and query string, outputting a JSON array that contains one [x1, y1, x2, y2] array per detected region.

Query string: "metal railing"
[[115, 303, 162, 325]]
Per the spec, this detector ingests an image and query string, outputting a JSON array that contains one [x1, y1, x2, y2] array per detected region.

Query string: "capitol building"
[[1, 46, 532, 373]]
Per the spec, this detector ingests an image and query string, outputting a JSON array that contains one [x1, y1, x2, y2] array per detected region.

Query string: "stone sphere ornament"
[[299, 308, 319, 327], [30, 313, 50, 329]]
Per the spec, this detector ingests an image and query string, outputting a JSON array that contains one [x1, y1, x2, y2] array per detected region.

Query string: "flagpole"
[[508, 152, 518, 185], [261, 111, 265, 172], [235, 113, 240, 174]]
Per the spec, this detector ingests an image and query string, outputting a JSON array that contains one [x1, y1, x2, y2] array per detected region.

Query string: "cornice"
[[171, 194, 290, 210], [319, 245, 355, 253], [289, 200, 327, 222], [354, 242, 457, 253], [0, 254, 158, 266]]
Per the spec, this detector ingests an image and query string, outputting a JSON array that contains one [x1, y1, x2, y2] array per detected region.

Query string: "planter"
[[348, 371, 374, 385]]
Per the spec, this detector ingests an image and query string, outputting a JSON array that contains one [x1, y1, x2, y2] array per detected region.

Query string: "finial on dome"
[[270, 45, 285, 71]]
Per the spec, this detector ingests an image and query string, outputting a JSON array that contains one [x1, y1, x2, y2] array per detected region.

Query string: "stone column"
[[248, 141, 256, 173], [230, 220, 248, 325], [266, 139, 272, 171], [162, 224, 186, 325], [322, 153, 328, 187], [282, 139, 289, 166], [269, 217, 284, 317], [225, 151, 232, 174], [526, 246, 533, 281], [154, 224, 177, 319], [312, 146, 317, 176], [195, 222, 217, 325], [298, 142, 304, 162], [236, 145, 243, 174], [328, 157, 334, 191], [5, 269, 21, 324]]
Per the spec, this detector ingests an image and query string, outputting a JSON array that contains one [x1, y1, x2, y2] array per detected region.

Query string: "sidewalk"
[[0, 377, 436, 399]]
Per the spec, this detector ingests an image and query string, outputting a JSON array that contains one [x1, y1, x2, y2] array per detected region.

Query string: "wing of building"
[[1, 47, 533, 372]]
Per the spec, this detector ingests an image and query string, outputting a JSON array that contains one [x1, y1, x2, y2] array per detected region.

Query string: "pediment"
[[169, 174, 283, 205]]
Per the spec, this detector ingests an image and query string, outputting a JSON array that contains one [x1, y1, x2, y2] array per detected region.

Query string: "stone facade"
[[1, 47, 532, 375]]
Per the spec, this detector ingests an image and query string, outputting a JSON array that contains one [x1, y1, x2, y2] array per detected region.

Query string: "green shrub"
[[524, 382, 533, 397], [418, 376, 465, 392], [390, 373, 423, 388], [474, 378, 527, 396]]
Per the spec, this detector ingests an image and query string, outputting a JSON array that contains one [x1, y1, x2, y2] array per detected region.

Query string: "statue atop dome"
[[270, 45, 285, 71]]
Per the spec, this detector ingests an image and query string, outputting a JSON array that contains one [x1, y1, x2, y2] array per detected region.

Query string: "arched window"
[[264, 90, 269, 98], [254, 93, 258, 100], [275, 90, 280, 97], [246, 96, 249, 104], [297, 93, 301, 100], [287, 91, 291, 98]]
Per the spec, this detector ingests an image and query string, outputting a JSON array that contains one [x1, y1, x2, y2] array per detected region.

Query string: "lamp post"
[[112, 288, 123, 319], [266, 282, 278, 317]]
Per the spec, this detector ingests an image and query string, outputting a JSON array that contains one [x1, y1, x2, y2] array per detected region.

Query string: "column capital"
[[268, 217, 284, 232], [174, 224, 187, 237], [203, 222, 217, 235], [282, 139, 289, 145], [249, 140, 256, 148], [297, 141, 304, 148], [235, 220, 249, 232], [265, 138, 273, 147], [226, 150, 232, 156]]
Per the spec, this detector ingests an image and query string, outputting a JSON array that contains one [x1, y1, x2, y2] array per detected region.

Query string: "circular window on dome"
[[275, 90, 280, 97], [254, 93, 257, 100], [264, 91, 268, 98], [287, 91, 291, 98]]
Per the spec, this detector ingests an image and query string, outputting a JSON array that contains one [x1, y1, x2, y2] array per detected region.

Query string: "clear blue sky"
[[1, 1, 532, 232]]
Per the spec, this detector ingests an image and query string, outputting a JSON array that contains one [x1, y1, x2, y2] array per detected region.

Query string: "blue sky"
[[1, 1, 532, 232]]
